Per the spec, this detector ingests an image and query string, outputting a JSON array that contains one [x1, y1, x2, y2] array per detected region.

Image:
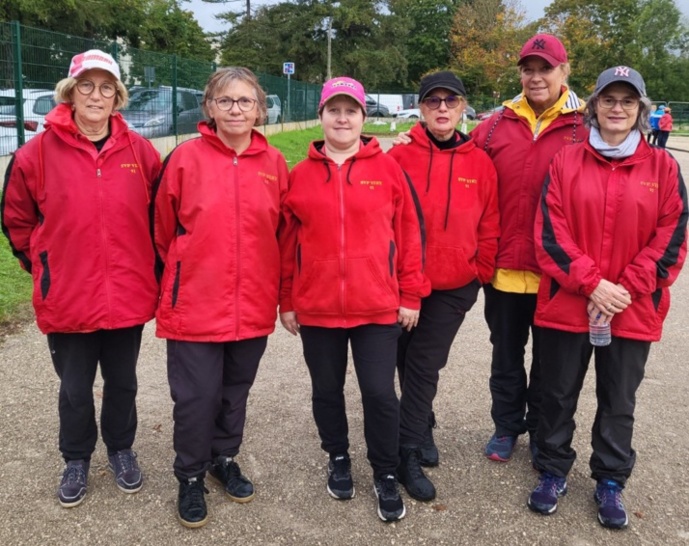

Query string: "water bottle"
[[589, 314, 611, 347]]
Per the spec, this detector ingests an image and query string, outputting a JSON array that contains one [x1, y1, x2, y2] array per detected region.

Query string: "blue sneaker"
[[528, 472, 567, 515], [594, 479, 628, 529], [484, 434, 517, 462]]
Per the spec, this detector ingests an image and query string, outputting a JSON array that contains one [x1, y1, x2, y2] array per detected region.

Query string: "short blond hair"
[[202, 67, 267, 127], [54, 76, 129, 110]]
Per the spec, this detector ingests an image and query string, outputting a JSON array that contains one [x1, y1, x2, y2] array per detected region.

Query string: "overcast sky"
[[186, 0, 689, 34]]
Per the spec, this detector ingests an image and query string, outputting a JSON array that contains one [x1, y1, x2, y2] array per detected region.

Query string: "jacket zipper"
[[233, 155, 241, 340], [96, 165, 112, 326], [338, 164, 346, 322]]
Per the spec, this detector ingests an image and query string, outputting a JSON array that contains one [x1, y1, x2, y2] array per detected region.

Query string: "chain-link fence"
[[0, 21, 321, 156]]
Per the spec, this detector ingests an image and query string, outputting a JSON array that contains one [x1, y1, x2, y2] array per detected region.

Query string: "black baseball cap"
[[418, 71, 466, 101]]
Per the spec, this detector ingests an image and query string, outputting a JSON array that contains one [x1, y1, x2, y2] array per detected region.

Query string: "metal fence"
[[0, 21, 321, 156]]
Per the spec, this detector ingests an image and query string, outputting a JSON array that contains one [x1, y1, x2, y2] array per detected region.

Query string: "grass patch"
[[0, 232, 33, 327], [267, 126, 322, 166]]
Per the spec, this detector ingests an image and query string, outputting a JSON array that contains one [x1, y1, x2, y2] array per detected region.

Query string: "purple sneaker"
[[528, 472, 567, 515], [595, 479, 628, 529], [485, 434, 517, 462]]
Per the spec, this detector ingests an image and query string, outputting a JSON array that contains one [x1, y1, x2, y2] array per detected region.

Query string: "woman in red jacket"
[[471, 34, 587, 463], [387, 71, 499, 502], [153, 67, 288, 528], [279, 77, 430, 522], [657, 106, 673, 149], [529, 66, 687, 529], [1, 50, 160, 508]]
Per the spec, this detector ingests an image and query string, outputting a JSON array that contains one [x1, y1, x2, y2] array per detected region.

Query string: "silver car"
[[121, 86, 205, 138]]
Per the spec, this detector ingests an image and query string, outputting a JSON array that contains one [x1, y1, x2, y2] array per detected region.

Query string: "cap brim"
[[518, 52, 561, 67], [320, 91, 366, 110], [419, 85, 466, 101]]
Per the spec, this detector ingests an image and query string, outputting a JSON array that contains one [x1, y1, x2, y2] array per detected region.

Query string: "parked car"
[[365, 95, 390, 117], [476, 106, 504, 121], [266, 94, 282, 124], [0, 88, 56, 155], [465, 105, 477, 120], [395, 108, 421, 120], [120, 86, 205, 138]]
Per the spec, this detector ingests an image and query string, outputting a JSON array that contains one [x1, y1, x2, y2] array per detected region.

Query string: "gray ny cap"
[[594, 66, 646, 97]]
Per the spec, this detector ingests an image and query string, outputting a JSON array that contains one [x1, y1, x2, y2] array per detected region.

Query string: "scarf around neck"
[[589, 126, 641, 158]]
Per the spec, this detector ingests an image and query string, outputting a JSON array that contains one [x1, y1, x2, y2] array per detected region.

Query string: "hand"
[[587, 300, 612, 324], [392, 131, 412, 147], [398, 306, 419, 331], [280, 311, 300, 335], [589, 279, 631, 315]]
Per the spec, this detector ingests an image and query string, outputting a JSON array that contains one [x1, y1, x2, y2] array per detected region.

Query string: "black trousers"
[[534, 328, 650, 485], [657, 130, 670, 149], [483, 284, 542, 437], [47, 325, 144, 462], [167, 337, 266, 480], [398, 283, 480, 445], [300, 324, 401, 477]]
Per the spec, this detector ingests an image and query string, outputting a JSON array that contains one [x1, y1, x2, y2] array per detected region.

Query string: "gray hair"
[[202, 67, 267, 127], [584, 88, 652, 134]]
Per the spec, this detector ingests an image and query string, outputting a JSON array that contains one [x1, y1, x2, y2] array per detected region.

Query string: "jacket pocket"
[[345, 257, 398, 314], [294, 259, 341, 314], [171, 261, 181, 308], [39, 251, 51, 300], [425, 244, 476, 289]]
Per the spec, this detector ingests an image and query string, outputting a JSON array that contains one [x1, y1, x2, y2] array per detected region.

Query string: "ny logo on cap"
[[532, 39, 546, 50], [614, 66, 631, 77]]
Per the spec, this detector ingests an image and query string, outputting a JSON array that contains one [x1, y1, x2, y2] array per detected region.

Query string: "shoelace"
[[181, 479, 208, 510], [598, 481, 624, 508], [535, 473, 563, 495], [377, 475, 398, 500], [65, 462, 86, 484], [114, 450, 137, 474]]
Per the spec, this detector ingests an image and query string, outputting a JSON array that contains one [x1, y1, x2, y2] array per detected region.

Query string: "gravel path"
[[1, 137, 689, 546]]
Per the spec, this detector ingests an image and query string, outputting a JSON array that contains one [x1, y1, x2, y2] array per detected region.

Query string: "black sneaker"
[[397, 445, 436, 501], [373, 474, 406, 522], [419, 413, 439, 467], [108, 449, 143, 493], [209, 455, 255, 503], [327, 453, 355, 499], [178, 476, 208, 528], [58, 459, 89, 508]]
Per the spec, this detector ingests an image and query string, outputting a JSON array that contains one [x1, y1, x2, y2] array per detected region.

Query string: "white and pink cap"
[[68, 49, 121, 81], [319, 77, 366, 112]]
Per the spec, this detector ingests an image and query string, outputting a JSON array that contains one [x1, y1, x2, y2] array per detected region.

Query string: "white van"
[[266, 94, 282, 124], [369, 94, 404, 116]]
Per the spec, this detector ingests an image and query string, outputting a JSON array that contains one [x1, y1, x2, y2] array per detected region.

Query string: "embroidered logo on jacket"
[[457, 177, 477, 188], [121, 163, 139, 174], [258, 171, 278, 183], [640, 180, 659, 192], [360, 180, 383, 190]]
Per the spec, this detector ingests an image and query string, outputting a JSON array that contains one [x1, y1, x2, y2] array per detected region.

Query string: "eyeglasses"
[[213, 97, 257, 112], [598, 96, 639, 111], [422, 95, 462, 110], [76, 79, 117, 98]]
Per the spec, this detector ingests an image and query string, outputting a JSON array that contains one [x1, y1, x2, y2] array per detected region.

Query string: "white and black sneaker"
[[327, 453, 354, 499], [373, 474, 405, 522]]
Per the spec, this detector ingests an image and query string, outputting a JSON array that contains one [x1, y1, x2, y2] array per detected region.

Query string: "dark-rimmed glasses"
[[423, 95, 462, 110], [598, 96, 639, 111], [213, 97, 257, 112], [75, 80, 117, 99]]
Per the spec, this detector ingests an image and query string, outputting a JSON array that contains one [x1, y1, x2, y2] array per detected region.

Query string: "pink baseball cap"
[[518, 34, 568, 67], [319, 77, 366, 112], [68, 49, 121, 81]]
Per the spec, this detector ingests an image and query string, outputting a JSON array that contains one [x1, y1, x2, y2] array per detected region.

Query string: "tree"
[[450, 0, 535, 106], [539, 0, 689, 99]]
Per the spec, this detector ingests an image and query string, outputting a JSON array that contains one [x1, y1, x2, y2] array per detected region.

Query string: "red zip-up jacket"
[[279, 137, 430, 328], [1, 103, 161, 334], [659, 112, 673, 131], [153, 122, 288, 342], [471, 100, 587, 273], [534, 138, 688, 341], [387, 123, 500, 288]]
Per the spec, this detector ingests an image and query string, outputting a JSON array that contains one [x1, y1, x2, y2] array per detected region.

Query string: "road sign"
[[283, 62, 295, 75]]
